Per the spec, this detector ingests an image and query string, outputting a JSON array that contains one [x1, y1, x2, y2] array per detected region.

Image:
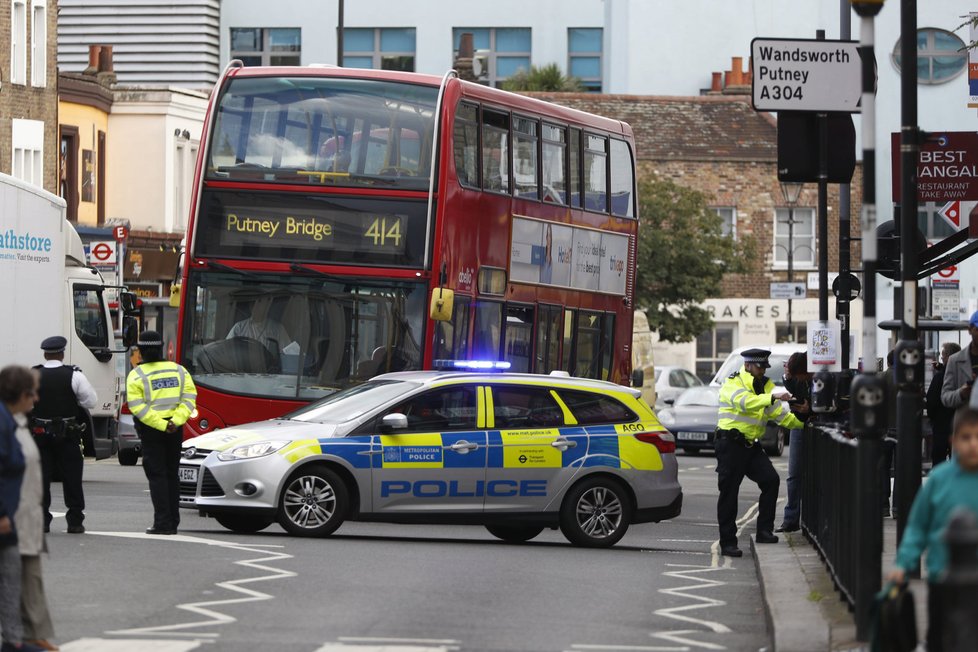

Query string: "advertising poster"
[[808, 319, 841, 371]]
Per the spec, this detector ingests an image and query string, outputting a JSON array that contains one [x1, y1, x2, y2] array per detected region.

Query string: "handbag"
[[870, 580, 918, 652]]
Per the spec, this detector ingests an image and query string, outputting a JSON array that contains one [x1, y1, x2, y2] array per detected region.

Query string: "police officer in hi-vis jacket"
[[715, 348, 804, 557], [126, 331, 196, 535]]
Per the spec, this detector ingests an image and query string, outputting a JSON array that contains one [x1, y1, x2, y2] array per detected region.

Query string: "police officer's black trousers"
[[138, 424, 183, 531], [39, 438, 85, 528], [716, 434, 779, 548]]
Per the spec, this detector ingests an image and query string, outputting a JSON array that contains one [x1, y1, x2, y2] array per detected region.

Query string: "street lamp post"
[[780, 182, 804, 341]]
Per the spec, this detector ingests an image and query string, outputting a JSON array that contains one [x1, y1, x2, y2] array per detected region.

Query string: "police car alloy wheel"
[[485, 524, 545, 543], [277, 465, 349, 537], [559, 477, 632, 548], [215, 514, 274, 534]]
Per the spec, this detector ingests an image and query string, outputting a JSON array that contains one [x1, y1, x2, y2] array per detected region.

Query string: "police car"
[[180, 370, 682, 547]]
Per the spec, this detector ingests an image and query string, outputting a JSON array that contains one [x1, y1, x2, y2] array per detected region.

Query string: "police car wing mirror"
[[381, 413, 408, 432], [631, 368, 644, 389]]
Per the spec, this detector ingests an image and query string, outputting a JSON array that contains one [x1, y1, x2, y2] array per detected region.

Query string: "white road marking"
[[81, 531, 295, 639], [338, 638, 461, 645], [569, 644, 687, 651], [658, 539, 717, 543], [319, 637, 461, 651], [61, 639, 208, 651]]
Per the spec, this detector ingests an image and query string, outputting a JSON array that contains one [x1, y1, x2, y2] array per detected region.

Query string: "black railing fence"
[[801, 421, 883, 640]]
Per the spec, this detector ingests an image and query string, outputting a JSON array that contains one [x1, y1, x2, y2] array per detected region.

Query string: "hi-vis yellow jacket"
[[717, 368, 804, 442], [126, 361, 197, 432]]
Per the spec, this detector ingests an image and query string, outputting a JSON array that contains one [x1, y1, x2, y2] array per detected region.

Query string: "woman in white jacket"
[[13, 373, 57, 651]]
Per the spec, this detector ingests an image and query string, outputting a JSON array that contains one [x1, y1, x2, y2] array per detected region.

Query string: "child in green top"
[[888, 407, 978, 652]]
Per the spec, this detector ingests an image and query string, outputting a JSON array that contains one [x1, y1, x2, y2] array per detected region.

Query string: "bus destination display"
[[195, 190, 425, 267]]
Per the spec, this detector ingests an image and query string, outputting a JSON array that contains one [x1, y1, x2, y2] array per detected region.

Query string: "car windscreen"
[[675, 386, 719, 407], [285, 379, 421, 424]]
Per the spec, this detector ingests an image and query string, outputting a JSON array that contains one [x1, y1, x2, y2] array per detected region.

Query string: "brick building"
[[533, 86, 864, 378], [0, 0, 59, 193]]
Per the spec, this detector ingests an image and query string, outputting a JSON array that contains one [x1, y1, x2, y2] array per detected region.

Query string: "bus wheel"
[[277, 465, 348, 537], [215, 514, 274, 534], [559, 477, 631, 548], [485, 524, 544, 543]]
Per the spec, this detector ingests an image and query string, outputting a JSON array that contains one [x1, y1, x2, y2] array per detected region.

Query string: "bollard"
[[941, 509, 978, 652]]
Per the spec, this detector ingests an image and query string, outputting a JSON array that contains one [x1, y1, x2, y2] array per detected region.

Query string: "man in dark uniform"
[[715, 348, 804, 557], [30, 336, 97, 534]]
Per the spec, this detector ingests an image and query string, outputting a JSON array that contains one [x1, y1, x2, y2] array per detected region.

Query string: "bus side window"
[[454, 102, 479, 189], [534, 304, 562, 374], [503, 304, 534, 373], [472, 300, 502, 361], [433, 297, 471, 361], [513, 116, 539, 200], [562, 308, 576, 373], [584, 134, 608, 213], [610, 139, 634, 218], [568, 129, 582, 208], [542, 124, 567, 205], [481, 109, 510, 194]]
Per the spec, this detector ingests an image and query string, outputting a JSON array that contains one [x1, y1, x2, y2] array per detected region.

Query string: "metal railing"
[[800, 421, 883, 639]]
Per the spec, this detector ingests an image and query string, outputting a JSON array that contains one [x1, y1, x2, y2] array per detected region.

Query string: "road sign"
[[770, 282, 807, 299], [751, 38, 861, 112], [89, 240, 116, 265], [892, 132, 978, 203], [113, 225, 129, 242], [832, 273, 862, 302]]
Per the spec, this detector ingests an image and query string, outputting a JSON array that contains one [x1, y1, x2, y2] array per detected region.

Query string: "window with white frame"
[[30, 0, 45, 87], [892, 28, 967, 85], [230, 27, 300, 66], [453, 27, 531, 88], [568, 28, 602, 92], [695, 324, 736, 382], [12, 0, 27, 85], [343, 28, 416, 71], [712, 207, 737, 239], [12, 119, 44, 187], [774, 207, 816, 268]]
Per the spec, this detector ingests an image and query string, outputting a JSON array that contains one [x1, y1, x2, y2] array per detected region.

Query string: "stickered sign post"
[[509, 217, 629, 295], [808, 319, 842, 371]]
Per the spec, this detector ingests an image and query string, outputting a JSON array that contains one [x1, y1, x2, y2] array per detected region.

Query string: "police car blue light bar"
[[433, 359, 512, 370]]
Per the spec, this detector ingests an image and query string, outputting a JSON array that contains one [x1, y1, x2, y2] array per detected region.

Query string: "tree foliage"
[[501, 64, 584, 92], [635, 176, 756, 343]]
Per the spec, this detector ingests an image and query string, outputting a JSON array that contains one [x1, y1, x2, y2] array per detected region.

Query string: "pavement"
[[753, 515, 930, 651]]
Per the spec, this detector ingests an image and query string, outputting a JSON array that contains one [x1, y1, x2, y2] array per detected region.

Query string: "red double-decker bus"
[[176, 62, 638, 437]]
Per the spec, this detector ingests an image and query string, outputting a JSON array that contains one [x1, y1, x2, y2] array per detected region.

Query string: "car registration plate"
[[678, 431, 709, 441], [178, 465, 198, 483]]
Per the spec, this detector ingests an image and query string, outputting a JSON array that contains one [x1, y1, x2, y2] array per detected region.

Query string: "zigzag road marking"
[[647, 501, 763, 650], [83, 531, 295, 639]]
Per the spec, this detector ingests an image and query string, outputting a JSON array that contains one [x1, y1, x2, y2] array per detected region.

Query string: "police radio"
[[850, 373, 888, 437], [811, 368, 836, 413], [893, 340, 924, 388]]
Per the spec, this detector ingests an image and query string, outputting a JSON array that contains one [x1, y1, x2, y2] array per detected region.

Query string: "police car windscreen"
[[286, 379, 420, 424]]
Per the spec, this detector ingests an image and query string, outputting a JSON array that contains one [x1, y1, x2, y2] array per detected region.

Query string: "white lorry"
[[0, 172, 135, 458]]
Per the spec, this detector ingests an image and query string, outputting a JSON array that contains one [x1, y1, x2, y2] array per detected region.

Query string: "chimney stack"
[[97, 44, 117, 85], [84, 45, 101, 75]]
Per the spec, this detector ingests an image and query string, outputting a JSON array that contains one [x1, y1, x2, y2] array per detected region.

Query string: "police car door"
[[484, 383, 584, 513], [371, 383, 488, 513]]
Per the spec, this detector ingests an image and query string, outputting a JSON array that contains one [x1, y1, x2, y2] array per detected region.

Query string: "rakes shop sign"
[[892, 132, 978, 203]]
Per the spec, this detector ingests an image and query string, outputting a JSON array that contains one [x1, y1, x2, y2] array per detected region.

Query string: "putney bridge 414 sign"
[[751, 38, 862, 113]]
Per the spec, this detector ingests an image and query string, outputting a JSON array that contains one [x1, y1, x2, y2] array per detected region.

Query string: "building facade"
[[1, 0, 59, 192]]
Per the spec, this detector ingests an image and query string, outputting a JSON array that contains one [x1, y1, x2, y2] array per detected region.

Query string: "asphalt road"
[[39, 452, 787, 652]]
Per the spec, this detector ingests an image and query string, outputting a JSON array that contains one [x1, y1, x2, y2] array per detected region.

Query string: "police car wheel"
[[214, 514, 274, 534], [559, 477, 632, 548], [485, 524, 545, 543], [277, 465, 348, 537]]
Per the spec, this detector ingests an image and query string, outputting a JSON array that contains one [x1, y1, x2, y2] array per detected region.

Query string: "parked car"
[[654, 366, 704, 408], [706, 343, 807, 457], [656, 386, 720, 455]]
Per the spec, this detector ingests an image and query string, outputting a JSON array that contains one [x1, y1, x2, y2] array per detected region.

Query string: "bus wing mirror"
[[169, 282, 182, 308], [429, 287, 454, 322], [120, 291, 139, 315], [631, 368, 644, 388], [122, 316, 139, 348]]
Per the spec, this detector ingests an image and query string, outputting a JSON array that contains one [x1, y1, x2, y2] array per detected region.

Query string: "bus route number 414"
[[364, 216, 402, 247]]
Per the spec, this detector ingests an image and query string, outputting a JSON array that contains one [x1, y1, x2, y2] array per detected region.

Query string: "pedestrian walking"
[[126, 331, 196, 535], [887, 407, 978, 652], [30, 337, 96, 535], [715, 348, 804, 557], [13, 372, 58, 651], [777, 351, 812, 533], [1, 365, 45, 652], [927, 342, 961, 467], [941, 309, 978, 411]]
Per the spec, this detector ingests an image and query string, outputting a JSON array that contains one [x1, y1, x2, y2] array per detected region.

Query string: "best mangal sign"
[[891, 132, 978, 202]]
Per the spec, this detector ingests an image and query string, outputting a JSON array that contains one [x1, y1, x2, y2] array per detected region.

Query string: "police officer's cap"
[[137, 330, 164, 348], [741, 348, 772, 368], [40, 335, 67, 353]]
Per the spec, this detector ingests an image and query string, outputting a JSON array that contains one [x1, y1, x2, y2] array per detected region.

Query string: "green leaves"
[[635, 176, 756, 343], [501, 64, 584, 92]]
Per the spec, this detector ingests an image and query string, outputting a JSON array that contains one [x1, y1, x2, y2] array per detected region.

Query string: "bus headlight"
[[217, 441, 289, 461]]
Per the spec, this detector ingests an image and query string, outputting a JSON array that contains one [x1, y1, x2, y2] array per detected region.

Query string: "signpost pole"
[[839, 0, 853, 369], [895, 0, 921, 547], [816, 30, 829, 323]]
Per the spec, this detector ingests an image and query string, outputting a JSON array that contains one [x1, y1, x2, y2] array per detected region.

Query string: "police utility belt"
[[715, 428, 756, 448], [30, 416, 83, 444]]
